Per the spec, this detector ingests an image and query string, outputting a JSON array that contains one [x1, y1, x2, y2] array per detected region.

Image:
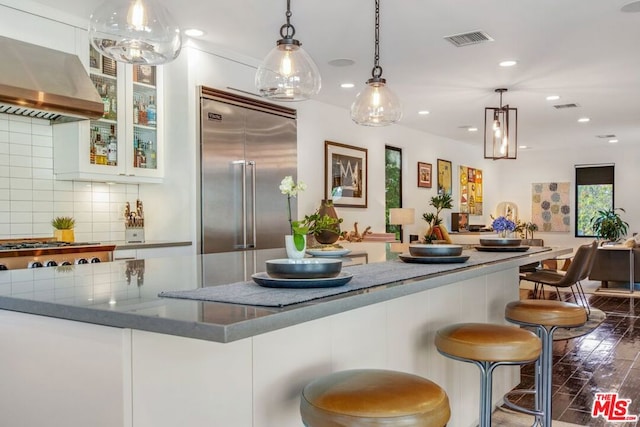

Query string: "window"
[[385, 146, 402, 240], [575, 164, 614, 237]]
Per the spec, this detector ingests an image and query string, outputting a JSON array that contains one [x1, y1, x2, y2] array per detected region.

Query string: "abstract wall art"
[[531, 182, 571, 232]]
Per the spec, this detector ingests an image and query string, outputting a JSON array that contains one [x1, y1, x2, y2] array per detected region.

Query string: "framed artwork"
[[417, 162, 432, 188], [437, 159, 452, 195], [459, 165, 483, 215], [532, 182, 571, 232], [325, 140, 368, 208]]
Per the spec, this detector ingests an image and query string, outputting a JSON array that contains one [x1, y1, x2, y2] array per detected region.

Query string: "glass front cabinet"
[[53, 46, 163, 183]]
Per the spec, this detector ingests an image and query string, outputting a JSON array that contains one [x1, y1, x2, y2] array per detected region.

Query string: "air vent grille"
[[444, 30, 494, 47], [0, 104, 62, 121], [596, 134, 616, 139], [553, 103, 579, 109]]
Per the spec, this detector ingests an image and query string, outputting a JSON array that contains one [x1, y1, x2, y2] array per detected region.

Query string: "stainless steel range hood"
[[0, 36, 103, 123]]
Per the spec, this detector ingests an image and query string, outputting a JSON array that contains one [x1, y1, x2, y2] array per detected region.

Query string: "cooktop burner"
[[0, 241, 100, 251]]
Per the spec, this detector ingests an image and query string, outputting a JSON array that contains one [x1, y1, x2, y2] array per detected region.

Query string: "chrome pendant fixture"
[[484, 88, 518, 159], [89, 0, 182, 65], [350, 0, 402, 126], [255, 0, 321, 101]]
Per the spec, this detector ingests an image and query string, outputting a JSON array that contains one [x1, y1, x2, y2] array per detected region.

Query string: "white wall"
[[497, 144, 640, 249]]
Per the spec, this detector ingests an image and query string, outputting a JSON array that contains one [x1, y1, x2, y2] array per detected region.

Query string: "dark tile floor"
[[514, 290, 640, 426]]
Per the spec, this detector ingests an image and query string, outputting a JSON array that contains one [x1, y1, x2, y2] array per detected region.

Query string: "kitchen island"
[[0, 243, 569, 427]]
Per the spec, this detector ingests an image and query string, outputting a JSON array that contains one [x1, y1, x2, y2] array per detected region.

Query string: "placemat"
[[159, 247, 550, 307]]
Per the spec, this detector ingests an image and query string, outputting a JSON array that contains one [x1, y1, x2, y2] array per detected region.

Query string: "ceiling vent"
[[553, 103, 579, 109], [596, 134, 616, 139], [444, 30, 494, 47]]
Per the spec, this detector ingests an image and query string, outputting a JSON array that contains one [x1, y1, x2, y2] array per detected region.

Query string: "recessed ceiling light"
[[184, 28, 205, 37], [519, 145, 528, 149], [467, 127, 478, 132], [499, 60, 517, 67], [328, 58, 355, 67], [578, 117, 590, 123], [546, 95, 560, 101], [340, 83, 355, 89], [609, 139, 619, 144], [418, 110, 430, 115]]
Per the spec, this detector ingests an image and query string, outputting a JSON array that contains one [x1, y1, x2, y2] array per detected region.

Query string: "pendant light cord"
[[280, 0, 295, 39], [372, 0, 383, 79]]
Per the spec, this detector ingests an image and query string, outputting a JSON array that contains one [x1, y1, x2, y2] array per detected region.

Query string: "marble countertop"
[[0, 243, 570, 343]]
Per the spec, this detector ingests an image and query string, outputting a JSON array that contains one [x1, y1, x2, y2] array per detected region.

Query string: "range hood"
[[0, 35, 103, 123]]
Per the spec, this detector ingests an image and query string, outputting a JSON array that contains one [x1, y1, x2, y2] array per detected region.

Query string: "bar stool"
[[300, 369, 450, 426], [505, 299, 587, 427], [435, 323, 541, 427]]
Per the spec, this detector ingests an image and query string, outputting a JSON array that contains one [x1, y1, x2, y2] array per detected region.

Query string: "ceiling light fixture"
[[350, 0, 402, 126], [546, 95, 560, 101], [418, 110, 430, 115], [484, 88, 517, 160], [609, 139, 619, 144], [468, 127, 478, 132], [184, 28, 205, 37], [89, 0, 182, 65], [499, 60, 517, 67], [255, 0, 321, 101], [578, 117, 591, 123], [340, 83, 355, 89]]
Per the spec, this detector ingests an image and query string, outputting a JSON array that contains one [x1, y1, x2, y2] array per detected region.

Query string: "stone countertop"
[[0, 243, 570, 343], [109, 240, 193, 250]]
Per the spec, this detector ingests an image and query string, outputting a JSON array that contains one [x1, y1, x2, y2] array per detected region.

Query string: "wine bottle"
[[108, 125, 117, 166]]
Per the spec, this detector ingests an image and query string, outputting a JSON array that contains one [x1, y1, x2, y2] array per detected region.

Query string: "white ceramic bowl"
[[265, 258, 342, 279]]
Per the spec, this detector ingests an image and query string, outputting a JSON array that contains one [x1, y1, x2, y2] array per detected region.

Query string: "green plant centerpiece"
[[422, 192, 453, 243], [300, 210, 343, 245], [589, 207, 628, 243], [51, 216, 76, 242]]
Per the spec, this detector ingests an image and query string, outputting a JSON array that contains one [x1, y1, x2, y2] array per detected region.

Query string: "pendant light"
[[484, 88, 518, 160], [255, 0, 321, 101], [350, 0, 402, 126], [89, 0, 182, 65]]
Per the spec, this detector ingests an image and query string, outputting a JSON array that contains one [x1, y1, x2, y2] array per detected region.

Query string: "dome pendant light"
[[255, 0, 321, 101], [89, 0, 182, 65], [350, 0, 402, 126], [484, 88, 518, 160]]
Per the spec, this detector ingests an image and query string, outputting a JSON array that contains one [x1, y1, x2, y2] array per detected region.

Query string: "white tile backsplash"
[[0, 113, 138, 241]]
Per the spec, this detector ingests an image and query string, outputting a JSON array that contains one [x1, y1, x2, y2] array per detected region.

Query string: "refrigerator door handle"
[[247, 161, 257, 248], [232, 160, 248, 249]]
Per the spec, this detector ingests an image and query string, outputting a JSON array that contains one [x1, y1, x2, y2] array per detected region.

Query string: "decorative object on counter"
[[124, 200, 145, 243], [265, 258, 342, 279], [389, 207, 415, 243], [459, 165, 483, 215], [280, 175, 308, 256], [306, 245, 352, 258], [255, 0, 321, 101], [312, 200, 342, 244], [325, 141, 368, 208], [125, 259, 145, 287], [88, 0, 182, 65], [341, 222, 372, 242], [409, 244, 463, 257], [51, 216, 75, 243], [484, 88, 517, 159], [531, 182, 571, 232], [417, 162, 432, 188], [350, 0, 402, 126], [436, 159, 452, 196], [491, 216, 517, 238], [589, 207, 628, 243], [450, 212, 469, 232], [422, 193, 453, 244]]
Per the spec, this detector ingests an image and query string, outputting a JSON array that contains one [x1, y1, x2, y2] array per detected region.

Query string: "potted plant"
[[590, 208, 628, 243], [51, 216, 75, 242], [302, 211, 343, 245], [422, 193, 453, 243]]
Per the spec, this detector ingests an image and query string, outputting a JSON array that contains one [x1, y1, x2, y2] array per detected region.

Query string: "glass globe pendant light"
[[255, 0, 321, 101], [350, 0, 402, 126], [89, 0, 182, 65]]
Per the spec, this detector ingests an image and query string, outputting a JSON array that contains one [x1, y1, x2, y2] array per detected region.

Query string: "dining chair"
[[522, 240, 598, 315]]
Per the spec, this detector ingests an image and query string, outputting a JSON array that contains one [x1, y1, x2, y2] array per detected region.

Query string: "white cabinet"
[[53, 47, 164, 184]]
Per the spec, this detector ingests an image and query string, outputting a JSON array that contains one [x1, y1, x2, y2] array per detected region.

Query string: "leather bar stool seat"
[[504, 300, 588, 426], [435, 323, 541, 427], [505, 299, 587, 328], [435, 323, 541, 362], [300, 369, 450, 427]]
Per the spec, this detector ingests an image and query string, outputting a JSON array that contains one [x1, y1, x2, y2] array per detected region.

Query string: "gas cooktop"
[[0, 241, 102, 251]]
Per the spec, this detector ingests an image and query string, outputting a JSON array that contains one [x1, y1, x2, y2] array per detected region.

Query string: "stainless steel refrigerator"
[[199, 87, 297, 254]]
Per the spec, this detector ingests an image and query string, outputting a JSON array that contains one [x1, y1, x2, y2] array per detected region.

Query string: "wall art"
[[531, 182, 571, 232], [325, 141, 368, 208], [417, 162, 432, 188], [459, 165, 483, 215]]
